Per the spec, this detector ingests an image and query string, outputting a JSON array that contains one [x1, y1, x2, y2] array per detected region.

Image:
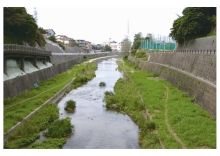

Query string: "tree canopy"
[[121, 37, 131, 53], [103, 45, 112, 52], [131, 32, 143, 50], [4, 7, 46, 47], [169, 7, 216, 44]]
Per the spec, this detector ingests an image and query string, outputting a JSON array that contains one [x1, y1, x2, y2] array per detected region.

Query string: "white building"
[[55, 35, 70, 44], [102, 41, 121, 52], [46, 29, 55, 37]]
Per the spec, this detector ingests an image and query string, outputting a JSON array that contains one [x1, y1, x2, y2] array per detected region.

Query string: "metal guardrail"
[[173, 49, 216, 54], [4, 44, 52, 56]]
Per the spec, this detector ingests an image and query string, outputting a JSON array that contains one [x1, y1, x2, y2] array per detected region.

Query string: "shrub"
[[131, 49, 137, 56], [104, 91, 114, 97], [64, 100, 76, 112], [27, 138, 66, 149], [4, 133, 40, 149], [44, 117, 73, 138], [99, 81, 106, 87], [135, 51, 148, 61]]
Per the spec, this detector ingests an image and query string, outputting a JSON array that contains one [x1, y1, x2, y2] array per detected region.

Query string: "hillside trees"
[[131, 32, 143, 50], [4, 7, 46, 47], [121, 37, 131, 53], [169, 7, 216, 44]]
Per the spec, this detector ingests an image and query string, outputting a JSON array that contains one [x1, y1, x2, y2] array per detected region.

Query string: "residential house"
[[56, 35, 70, 44], [45, 29, 56, 38], [76, 40, 86, 48], [104, 41, 121, 52], [85, 41, 92, 50], [102, 42, 110, 46]]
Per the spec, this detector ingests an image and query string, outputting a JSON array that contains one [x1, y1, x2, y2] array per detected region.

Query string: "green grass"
[[3, 56, 106, 149], [135, 51, 148, 61], [104, 78, 161, 148], [64, 100, 76, 112], [44, 117, 73, 138], [4, 103, 59, 149], [27, 138, 67, 149], [4, 61, 97, 133], [114, 58, 216, 149]]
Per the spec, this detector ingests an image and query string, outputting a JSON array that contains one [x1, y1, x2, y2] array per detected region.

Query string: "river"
[[57, 58, 140, 149]]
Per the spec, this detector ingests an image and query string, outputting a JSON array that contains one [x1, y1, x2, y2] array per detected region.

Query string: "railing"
[[4, 44, 52, 56], [173, 49, 216, 54]]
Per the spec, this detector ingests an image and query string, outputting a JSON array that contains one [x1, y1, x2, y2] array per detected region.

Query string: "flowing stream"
[[57, 58, 140, 149]]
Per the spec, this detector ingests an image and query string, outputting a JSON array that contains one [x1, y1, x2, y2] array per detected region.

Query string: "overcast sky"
[[25, 7, 186, 44], [3, 0, 216, 45]]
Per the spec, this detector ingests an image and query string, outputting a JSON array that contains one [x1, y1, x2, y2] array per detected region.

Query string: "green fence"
[[141, 39, 176, 51]]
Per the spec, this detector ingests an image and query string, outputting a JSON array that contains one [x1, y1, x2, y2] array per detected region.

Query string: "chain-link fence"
[[141, 35, 176, 51]]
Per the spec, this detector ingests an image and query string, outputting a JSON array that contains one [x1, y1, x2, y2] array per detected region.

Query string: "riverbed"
[[57, 58, 140, 149]]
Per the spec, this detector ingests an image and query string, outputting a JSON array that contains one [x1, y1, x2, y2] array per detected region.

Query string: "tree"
[[38, 27, 47, 34], [131, 32, 144, 50], [169, 7, 216, 44], [121, 37, 131, 53], [69, 39, 78, 47], [131, 40, 141, 50], [48, 35, 56, 43], [103, 45, 112, 52], [134, 32, 143, 41], [4, 7, 46, 47]]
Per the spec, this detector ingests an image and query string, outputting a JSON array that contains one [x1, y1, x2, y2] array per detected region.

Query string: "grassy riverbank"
[[4, 59, 98, 149], [105, 58, 216, 149], [4, 60, 97, 133]]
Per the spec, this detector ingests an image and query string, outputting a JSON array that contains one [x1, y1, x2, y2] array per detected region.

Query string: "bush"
[[27, 138, 66, 149], [131, 49, 137, 56], [64, 100, 76, 112], [4, 133, 40, 149], [99, 81, 106, 87], [44, 117, 73, 138], [135, 51, 148, 60]]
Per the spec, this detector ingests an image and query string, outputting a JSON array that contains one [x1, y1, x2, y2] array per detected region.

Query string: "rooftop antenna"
[[34, 7, 38, 24]]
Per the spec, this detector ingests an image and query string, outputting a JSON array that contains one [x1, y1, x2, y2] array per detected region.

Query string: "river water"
[[57, 58, 140, 149]]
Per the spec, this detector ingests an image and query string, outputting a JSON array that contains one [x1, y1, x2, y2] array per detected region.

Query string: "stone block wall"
[[148, 53, 216, 84], [174, 36, 216, 54], [128, 56, 216, 118]]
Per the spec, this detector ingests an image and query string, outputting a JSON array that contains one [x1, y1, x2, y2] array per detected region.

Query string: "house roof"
[[110, 41, 117, 43], [46, 29, 56, 34]]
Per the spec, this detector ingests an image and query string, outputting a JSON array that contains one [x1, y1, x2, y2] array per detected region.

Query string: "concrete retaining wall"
[[148, 53, 216, 84], [128, 56, 216, 118], [64, 46, 86, 53], [4, 53, 113, 99], [50, 53, 110, 65], [174, 36, 216, 54]]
